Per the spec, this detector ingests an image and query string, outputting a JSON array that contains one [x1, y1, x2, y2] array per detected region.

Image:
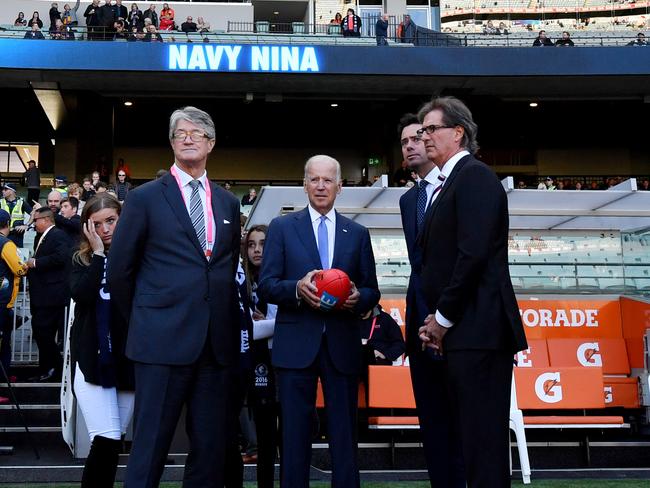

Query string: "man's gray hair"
[[169, 106, 216, 142], [304, 155, 342, 182], [417, 96, 479, 154]]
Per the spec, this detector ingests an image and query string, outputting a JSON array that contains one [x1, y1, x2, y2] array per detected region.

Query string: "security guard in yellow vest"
[[53, 176, 69, 198], [0, 183, 32, 248]]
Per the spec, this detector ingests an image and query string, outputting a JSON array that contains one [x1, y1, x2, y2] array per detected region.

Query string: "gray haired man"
[[108, 106, 242, 487]]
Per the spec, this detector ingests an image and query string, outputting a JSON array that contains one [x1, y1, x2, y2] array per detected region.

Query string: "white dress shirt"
[[308, 205, 336, 269], [432, 150, 469, 329], [173, 163, 216, 251], [420, 165, 442, 210]]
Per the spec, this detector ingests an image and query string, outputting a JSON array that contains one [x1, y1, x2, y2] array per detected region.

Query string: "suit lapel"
[[422, 155, 471, 227], [403, 186, 419, 241], [293, 208, 322, 270], [331, 211, 347, 270], [208, 180, 225, 264], [161, 173, 205, 259]]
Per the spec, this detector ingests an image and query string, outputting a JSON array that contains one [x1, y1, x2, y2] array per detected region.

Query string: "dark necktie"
[[432, 173, 447, 198], [188, 180, 206, 250], [416, 179, 429, 231]]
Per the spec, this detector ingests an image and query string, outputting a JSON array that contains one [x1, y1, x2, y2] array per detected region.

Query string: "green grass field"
[[1, 481, 649, 488]]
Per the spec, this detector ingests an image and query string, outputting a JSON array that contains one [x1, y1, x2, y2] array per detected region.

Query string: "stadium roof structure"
[[246, 176, 650, 232]]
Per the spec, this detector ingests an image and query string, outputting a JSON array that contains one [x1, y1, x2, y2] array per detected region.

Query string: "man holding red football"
[[258, 154, 380, 488]]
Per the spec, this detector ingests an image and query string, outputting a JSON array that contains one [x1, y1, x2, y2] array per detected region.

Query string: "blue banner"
[[2, 39, 650, 76]]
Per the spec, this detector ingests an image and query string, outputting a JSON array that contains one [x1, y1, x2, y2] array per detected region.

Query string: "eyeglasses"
[[118, 173, 126, 177], [172, 130, 209, 142], [400, 135, 422, 147], [416, 124, 454, 137]]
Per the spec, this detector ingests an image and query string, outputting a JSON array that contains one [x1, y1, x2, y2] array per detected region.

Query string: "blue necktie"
[[188, 180, 206, 250], [416, 179, 429, 231], [318, 215, 330, 270]]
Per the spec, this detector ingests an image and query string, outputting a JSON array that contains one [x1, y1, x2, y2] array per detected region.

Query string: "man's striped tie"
[[188, 179, 206, 250]]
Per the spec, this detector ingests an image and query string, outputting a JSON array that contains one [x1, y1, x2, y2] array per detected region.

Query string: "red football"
[[312, 269, 352, 311]]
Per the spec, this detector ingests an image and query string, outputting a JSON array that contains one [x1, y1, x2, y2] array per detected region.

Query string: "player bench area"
[[358, 296, 649, 483]]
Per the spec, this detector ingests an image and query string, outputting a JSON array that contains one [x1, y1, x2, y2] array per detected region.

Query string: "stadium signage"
[[168, 44, 320, 72], [519, 307, 599, 328]]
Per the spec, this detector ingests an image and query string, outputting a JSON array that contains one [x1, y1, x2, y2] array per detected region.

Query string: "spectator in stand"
[[47, 190, 63, 213], [376, 13, 389, 46], [341, 8, 362, 38], [532, 30, 553, 46], [393, 159, 413, 186], [95, 182, 108, 193], [26, 207, 70, 382], [575, 181, 583, 190], [545, 176, 557, 190], [113, 20, 128, 40], [159, 3, 175, 31], [67, 184, 83, 212], [62, 1, 81, 26], [359, 304, 404, 368], [91, 171, 102, 189], [517, 180, 526, 189], [115, 158, 130, 180], [82, 178, 96, 202], [143, 4, 158, 28], [628, 32, 647, 46], [241, 188, 258, 206], [483, 20, 497, 35], [49, 3, 62, 30], [127, 25, 139, 41], [144, 24, 163, 42], [98, 0, 115, 40], [14, 12, 27, 27], [69, 194, 134, 488], [84, 0, 101, 40], [24, 24, 45, 39], [28, 12, 44, 29], [113, 0, 128, 25], [23, 160, 41, 205], [196, 16, 210, 33], [0, 183, 32, 248], [590, 181, 599, 190], [111, 170, 133, 203], [400, 14, 417, 44], [557, 181, 565, 190], [556, 31, 575, 47], [497, 21, 509, 35], [331, 12, 343, 25], [0, 209, 27, 390], [50, 19, 74, 40], [128, 3, 143, 29], [181, 16, 198, 33], [52, 197, 81, 245]]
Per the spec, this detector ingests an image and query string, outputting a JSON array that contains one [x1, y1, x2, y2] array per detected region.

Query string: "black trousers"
[[446, 350, 513, 488], [31, 306, 64, 375], [277, 335, 359, 488], [409, 349, 465, 488], [26, 189, 41, 206], [125, 344, 235, 488], [252, 400, 280, 488]]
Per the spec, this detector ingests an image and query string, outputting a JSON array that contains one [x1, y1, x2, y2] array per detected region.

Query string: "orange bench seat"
[[368, 416, 419, 429], [523, 415, 627, 428]]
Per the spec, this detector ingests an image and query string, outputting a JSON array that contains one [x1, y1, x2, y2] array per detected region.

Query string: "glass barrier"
[[370, 228, 650, 295]]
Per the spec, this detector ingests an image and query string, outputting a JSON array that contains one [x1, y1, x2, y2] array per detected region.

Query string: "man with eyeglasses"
[[108, 106, 241, 488], [397, 113, 465, 488], [416, 97, 527, 487], [26, 207, 70, 382], [110, 170, 132, 203]]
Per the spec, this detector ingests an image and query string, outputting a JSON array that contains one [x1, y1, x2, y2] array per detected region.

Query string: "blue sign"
[[2, 39, 650, 77], [168, 45, 320, 72]]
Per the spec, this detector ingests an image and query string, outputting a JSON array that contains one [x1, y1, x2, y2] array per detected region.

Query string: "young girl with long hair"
[[70, 194, 134, 487]]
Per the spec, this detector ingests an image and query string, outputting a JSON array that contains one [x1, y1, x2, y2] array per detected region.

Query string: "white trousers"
[[73, 363, 135, 442]]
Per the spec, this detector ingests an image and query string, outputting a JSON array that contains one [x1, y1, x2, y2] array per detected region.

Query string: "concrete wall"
[[1, 1, 253, 31], [111, 145, 371, 182]]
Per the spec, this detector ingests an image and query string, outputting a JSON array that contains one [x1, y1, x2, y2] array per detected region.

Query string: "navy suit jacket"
[[107, 172, 241, 366], [399, 185, 431, 355], [418, 155, 527, 354], [258, 207, 380, 375]]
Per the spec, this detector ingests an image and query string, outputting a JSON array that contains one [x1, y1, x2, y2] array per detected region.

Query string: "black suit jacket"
[[399, 184, 432, 354], [418, 155, 527, 354], [28, 226, 70, 308], [107, 172, 241, 366]]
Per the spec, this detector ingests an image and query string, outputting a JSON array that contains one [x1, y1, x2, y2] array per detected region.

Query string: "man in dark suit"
[[397, 113, 465, 487], [258, 155, 380, 488], [26, 207, 70, 382], [417, 97, 528, 487], [107, 106, 241, 488]]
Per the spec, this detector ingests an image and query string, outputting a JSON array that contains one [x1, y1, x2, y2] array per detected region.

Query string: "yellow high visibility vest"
[[0, 198, 25, 227]]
